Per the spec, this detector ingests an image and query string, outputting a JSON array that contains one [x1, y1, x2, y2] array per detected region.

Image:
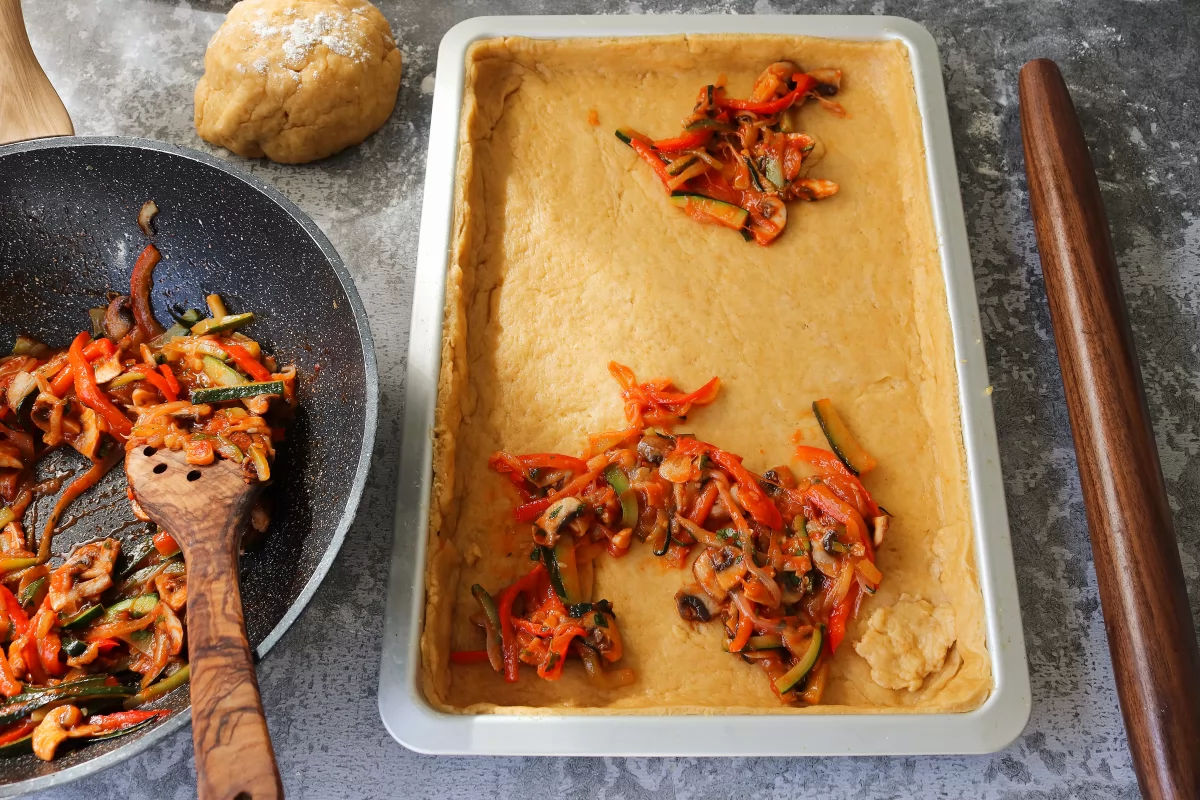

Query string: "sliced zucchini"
[[17, 577, 46, 608], [615, 128, 653, 147], [10, 336, 49, 357], [812, 399, 877, 475], [0, 681, 131, 725], [775, 625, 823, 695], [127, 629, 153, 655], [190, 312, 254, 337], [0, 558, 37, 575], [108, 371, 147, 389], [551, 538, 584, 604], [668, 193, 750, 232], [117, 538, 156, 579], [666, 155, 699, 177], [761, 154, 785, 190], [124, 664, 189, 709], [746, 634, 785, 651], [202, 355, 245, 388], [105, 592, 159, 620], [60, 604, 103, 629], [603, 466, 639, 529], [61, 635, 89, 658], [191, 379, 283, 405]]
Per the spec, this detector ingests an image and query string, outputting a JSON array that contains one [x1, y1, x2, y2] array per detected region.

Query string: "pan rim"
[[0, 135, 380, 797]]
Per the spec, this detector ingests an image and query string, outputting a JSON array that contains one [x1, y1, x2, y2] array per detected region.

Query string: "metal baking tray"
[[378, 14, 1030, 756]]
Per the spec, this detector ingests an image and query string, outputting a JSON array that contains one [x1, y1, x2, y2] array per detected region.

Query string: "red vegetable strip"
[[514, 497, 553, 523], [158, 364, 181, 397], [129, 244, 165, 339], [648, 376, 721, 408], [537, 625, 586, 680], [49, 337, 115, 397], [216, 341, 272, 382], [688, 481, 719, 525], [85, 709, 167, 734], [449, 650, 491, 665], [138, 366, 176, 402], [629, 139, 672, 189], [0, 646, 21, 697], [794, 445, 880, 519], [0, 718, 35, 746], [708, 448, 783, 530], [827, 582, 860, 654], [518, 453, 589, 474], [497, 564, 545, 683], [153, 530, 180, 557], [716, 73, 816, 114], [69, 333, 132, 440], [729, 608, 754, 652], [0, 586, 28, 635], [806, 483, 874, 563], [513, 462, 608, 522], [652, 129, 713, 152]]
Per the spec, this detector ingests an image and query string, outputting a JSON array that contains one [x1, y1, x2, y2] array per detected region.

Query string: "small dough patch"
[[195, 0, 402, 163], [854, 594, 956, 692]]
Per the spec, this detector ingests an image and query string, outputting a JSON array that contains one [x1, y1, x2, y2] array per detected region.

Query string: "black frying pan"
[[0, 136, 378, 795]]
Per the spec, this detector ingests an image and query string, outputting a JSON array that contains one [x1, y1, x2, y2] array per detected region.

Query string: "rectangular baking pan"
[[379, 14, 1031, 756]]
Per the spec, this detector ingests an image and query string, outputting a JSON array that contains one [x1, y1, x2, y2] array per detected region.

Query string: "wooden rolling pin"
[[1020, 59, 1200, 798]]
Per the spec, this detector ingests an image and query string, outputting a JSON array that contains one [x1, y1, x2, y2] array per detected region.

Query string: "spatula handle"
[[0, 0, 73, 144], [186, 535, 283, 800], [1019, 58, 1200, 799]]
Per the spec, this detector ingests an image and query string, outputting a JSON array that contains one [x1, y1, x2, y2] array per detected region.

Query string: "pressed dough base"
[[420, 34, 991, 715]]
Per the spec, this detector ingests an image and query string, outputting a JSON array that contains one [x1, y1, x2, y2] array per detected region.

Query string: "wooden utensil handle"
[[0, 0, 73, 144], [186, 536, 283, 800], [1019, 58, 1200, 799]]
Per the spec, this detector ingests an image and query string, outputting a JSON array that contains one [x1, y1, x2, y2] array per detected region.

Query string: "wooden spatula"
[[126, 445, 284, 800], [0, 0, 73, 145]]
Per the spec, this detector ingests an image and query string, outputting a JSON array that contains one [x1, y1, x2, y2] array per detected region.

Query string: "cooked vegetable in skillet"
[[453, 363, 889, 704], [617, 62, 844, 245], [0, 212, 296, 760]]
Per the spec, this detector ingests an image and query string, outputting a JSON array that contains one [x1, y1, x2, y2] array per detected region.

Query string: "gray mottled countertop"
[[20, 0, 1200, 797]]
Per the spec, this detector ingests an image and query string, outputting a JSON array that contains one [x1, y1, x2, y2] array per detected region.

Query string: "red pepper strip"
[[85, 709, 168, 734], [629, 139, 672, 189], [130, 244, 165, 339], [69, 333, 132, 440], [449, 650, 491, 665], [648, 376, 721, 409], [93, 637, 121, 653], [153, 530, 180, 557], [708, 448, 783, 530], [518, 453, 589, 475], [806, 483, 874, 563], [512, 618, 555, 638], [488, 451, 537, 499], [497, 564, 546, 683], [38, 631, 64, 678], [537, 625, 586, 680], [688, 481, 719, 525], [158, 364, 181, 397], [215, 340, 272, 382], [794, 445, 880, 519], [0, 718, 35, 746], [652, 128, 713, 153], [716, 73, 817, 114], [49, 337, 115, 397], [513, 462, 608, 522], [0, 647, 21, 697], [730, 608, 754, 652], [827, 582, 860, 653], [138, 366, 176, 402], [0, 586, 28, 635]]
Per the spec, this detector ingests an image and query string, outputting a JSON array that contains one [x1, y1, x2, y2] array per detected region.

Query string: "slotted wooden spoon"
[[126, 445, 283, 800], [0, 0, 72, 145]]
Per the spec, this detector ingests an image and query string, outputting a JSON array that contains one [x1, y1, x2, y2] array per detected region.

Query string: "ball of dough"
[[195, 0, 402, 164]]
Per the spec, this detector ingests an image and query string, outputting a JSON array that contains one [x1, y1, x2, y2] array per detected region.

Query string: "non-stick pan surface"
[[0, 136, 378, 795]]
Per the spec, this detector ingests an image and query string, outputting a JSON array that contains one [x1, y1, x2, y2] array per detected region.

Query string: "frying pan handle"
[[0, 0, 73, 144], [186, 534, 284, 800], [1019, 58, 1200, 799]]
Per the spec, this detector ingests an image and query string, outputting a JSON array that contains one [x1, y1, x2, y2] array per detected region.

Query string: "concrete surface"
[[20, 0, 1200, 797]]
